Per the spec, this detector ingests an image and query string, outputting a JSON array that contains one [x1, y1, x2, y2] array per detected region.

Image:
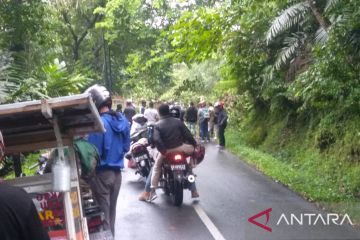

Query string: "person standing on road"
[[123, 99, 136, 126], [208, 103, 216, 140], [116, 103, 123, 113], [185, 102, 198, 136], [215, 101, 228, 149], [140, 100, 146, 114], [0, 131, 50, 240], [85, 85, 130, 236], [198, 101, 210, 142], [144, 101, 159, 125]]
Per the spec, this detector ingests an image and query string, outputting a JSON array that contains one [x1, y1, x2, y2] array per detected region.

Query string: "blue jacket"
[[88, 111, 130, 170]]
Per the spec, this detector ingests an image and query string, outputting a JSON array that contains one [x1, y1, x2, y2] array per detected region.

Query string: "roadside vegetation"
[[0, 0, 359, 223]]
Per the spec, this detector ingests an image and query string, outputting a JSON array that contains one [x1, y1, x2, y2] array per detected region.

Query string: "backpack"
[[74, 139, 99, 179], [203, 108, 210, 119]]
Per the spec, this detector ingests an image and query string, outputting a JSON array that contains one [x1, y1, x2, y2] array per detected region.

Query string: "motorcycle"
[[160, 145, 205, 206], [125, 114, 155, 178]]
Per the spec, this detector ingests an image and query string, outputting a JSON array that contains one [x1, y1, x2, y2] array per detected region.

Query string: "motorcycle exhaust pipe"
[[187, 174, 196, 183]]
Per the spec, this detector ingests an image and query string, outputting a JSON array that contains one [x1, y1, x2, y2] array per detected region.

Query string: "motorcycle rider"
[[85, 85, 130, 235], [138, 103, 199, 200]]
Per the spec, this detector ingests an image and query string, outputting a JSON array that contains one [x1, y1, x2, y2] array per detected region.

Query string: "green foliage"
[[6, 59, 90, 102], [266, 1, 310, 44], [168, 8, 223, 63], [161, 60, 221, 101], [246, 126, 268, 147], [226, 121, 360, 202]]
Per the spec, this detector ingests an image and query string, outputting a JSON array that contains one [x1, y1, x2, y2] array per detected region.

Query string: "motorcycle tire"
[[172, 180, 183, 207], [162, 177, 171, 196]]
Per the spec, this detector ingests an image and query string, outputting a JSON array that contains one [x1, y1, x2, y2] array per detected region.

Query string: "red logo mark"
[[248, 208, 272, 232]]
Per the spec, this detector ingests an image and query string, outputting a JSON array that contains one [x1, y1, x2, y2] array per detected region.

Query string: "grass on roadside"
[[225, 127, 360, 224]]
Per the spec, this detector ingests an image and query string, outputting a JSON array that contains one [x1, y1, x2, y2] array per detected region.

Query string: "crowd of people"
[[184, 100, 228, 149], [0, 85, 228, 239], [120, 98, 228, 148]]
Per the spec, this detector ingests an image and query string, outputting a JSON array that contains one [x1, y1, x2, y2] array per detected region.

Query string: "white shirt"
[[144, 108, 159, 124]]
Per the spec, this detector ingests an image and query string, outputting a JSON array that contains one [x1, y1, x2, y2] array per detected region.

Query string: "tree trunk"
[[73, 43, 80, 61], [308, 0, 329, 30]]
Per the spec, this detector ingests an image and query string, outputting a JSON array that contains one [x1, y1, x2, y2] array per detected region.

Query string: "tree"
[[266, 0, 341, 73]]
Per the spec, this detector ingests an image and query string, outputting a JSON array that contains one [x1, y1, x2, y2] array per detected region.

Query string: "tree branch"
[[77, 14, 101, 46], [308, 0, 329, 31], [62, 11, 78, 43], [93, 42, 104, 56]]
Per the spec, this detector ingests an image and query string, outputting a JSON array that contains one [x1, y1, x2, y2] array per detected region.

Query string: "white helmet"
[[84, 84, 112, 109]]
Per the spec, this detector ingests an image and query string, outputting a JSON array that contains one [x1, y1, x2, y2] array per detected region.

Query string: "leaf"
[[266, 1, 310, 44], [275, 33, 306, 70], [324, 0, 340, 13], [315, 27, 328, 45]]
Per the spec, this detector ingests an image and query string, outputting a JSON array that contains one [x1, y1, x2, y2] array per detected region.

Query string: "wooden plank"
[[5, 173, 53, 193], [49, 94, 90, 110], [0, 121, 51, 135], [4, 174, 79, 193], [5, 138, 72, 154], [0, 94, 103, 150], [0, 112, 48, 128], [0, 94, 90, 116], [0, 102, 41, 116], [4, 130, 56, 146]]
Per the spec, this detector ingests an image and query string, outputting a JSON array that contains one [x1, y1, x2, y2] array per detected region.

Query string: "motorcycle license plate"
[[171, 164, 186, 171], [135, 155, 148, 162]]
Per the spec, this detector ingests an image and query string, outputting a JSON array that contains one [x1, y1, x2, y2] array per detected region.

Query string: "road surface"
[[114, 143, 360, 240]]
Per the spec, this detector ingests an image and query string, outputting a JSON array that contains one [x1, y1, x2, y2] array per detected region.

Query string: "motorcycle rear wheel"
[[162, 178, 170, 196], [172, 181, 183, 207]]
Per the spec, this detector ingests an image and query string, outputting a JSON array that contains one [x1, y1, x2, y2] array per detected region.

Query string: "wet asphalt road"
[[114, 143, 360, 240]]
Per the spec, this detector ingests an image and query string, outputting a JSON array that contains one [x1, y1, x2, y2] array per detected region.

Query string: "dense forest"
[[1, 0, 360, 218]]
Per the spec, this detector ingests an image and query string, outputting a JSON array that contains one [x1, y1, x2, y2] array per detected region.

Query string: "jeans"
[[89, 169, 121, 235], [200, 120, 209, 141], [218, 126, 226, 147]]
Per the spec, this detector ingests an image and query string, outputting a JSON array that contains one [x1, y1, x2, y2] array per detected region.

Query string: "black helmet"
[[158, 104, 170, 117], [170, 106, 181, 118], [85, 84, 112, 110]]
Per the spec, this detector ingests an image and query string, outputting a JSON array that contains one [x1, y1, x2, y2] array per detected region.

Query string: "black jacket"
[[123, 107, 136, 123], [217, 109, 228, 128], [185, 106, 198, 123], [0, 183, 50, 240], [153, 116, 197, 153]]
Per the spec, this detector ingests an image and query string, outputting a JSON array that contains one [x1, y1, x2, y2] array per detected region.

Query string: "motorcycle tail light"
[[174, 154, 182, 161], [167, 152, 186, 164]]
